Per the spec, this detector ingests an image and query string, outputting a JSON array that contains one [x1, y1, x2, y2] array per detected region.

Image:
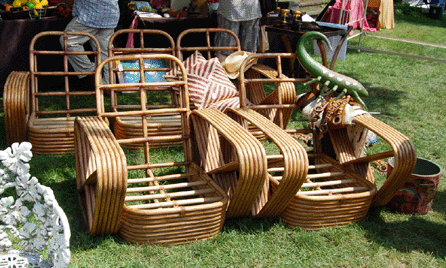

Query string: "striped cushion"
[[165, 51, 240, 110]]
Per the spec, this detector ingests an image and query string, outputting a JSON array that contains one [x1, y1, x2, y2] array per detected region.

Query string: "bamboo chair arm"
[[241, 62, 299, 129], [248, 64, 297, 105], [329, 113, 416, 206], [353, 113, 416, 206], [3, 71, 30, 146], [74, 116, 128, 235], [191, 108, 268, 218], [226, 108, 309, 217]]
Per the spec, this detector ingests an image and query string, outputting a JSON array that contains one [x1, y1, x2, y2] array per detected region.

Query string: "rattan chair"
[[236, 52, 416, 229], [108, 29, 181, 149], [74, 53, 229, 245], [3, 31, 101, 154]]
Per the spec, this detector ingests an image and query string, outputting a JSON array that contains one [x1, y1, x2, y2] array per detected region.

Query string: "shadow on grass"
[[222, 216, 280, 235], [360, 205, 446, 259], [431, 190, 446, 214], [365, 86, 407, 115], [394, 4, 446, 29]]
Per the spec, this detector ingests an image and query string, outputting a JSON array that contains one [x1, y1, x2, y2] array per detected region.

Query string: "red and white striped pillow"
[[164, 51, 241, 110]]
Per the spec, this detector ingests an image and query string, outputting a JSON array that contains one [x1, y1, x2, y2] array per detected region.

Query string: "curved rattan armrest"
[[238, 54, 307, 130], [352, 113, 416, 206], [225, 108, 309, 217], [3, 71, 30, 146], [191, 108, 268, 218], [247, 64, 297, 105], [329, 113, 416, 206], [74, 116, 128, 235]]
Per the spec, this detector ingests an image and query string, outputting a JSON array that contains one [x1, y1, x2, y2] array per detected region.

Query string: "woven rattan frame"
[[74, 53, 228, 245], [191, 108, 269, 218], [276, 153, 376, 230]]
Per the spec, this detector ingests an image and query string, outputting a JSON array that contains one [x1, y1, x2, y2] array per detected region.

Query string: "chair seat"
[[27, 114, 76, 154], [113, 113, 183, 149], [275, 153, 376, 230], [119, 162, 228, 245]]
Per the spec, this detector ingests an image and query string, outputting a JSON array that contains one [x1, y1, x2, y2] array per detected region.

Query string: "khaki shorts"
[[214, 14, 260, 55]]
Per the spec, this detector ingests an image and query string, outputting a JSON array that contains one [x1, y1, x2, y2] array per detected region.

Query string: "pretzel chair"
[[176, 28, 298, 140], [3, 31, 101, 154], [235, 51, 416, 229], [108, 29, 181, 149], [74, 53, 229, 245]]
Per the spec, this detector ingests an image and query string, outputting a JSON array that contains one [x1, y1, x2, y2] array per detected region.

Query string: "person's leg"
[[88, 28, 114, 84], [215, 14, 240, 62], [60, 18, 96, 79], [239, 18, 260, 53]]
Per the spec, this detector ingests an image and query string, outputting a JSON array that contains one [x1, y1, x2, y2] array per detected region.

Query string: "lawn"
[[1, 4, 446, 267]]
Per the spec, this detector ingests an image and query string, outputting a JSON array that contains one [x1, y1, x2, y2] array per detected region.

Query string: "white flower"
[[0, 197, 15, 225], [0, 230, 12, 251], [18, 222, 38, 252], [49, 233, 71, 267], [0, 142, 32, 175], [0, 197, 31, 226], [33, 203, 47, 222]]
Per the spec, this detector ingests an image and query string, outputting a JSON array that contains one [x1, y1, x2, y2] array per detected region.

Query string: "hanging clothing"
[[324, 0, 377, 32]]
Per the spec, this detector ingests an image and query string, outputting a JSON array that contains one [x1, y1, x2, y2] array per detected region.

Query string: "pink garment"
[[325, 0, 376, 33], [126, 16, 139, 49]]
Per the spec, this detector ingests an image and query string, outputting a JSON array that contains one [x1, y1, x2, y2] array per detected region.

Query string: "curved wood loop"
[[226, 108, 309, 217], [191, 108, 268, 218], [353, 113, 417, 206], [74, 116, 128, 236], [4, 71, 30, 146]]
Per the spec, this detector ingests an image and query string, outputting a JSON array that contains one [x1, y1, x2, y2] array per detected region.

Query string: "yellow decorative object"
[[12, 0, 22, 8]]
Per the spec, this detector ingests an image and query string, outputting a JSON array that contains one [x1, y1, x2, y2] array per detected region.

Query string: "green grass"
[[1, 4, 446, 267]]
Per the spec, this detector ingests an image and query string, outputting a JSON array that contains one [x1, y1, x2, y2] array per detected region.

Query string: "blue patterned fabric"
[[121, 59, 167, 83], [73, 0, 120, 28]]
